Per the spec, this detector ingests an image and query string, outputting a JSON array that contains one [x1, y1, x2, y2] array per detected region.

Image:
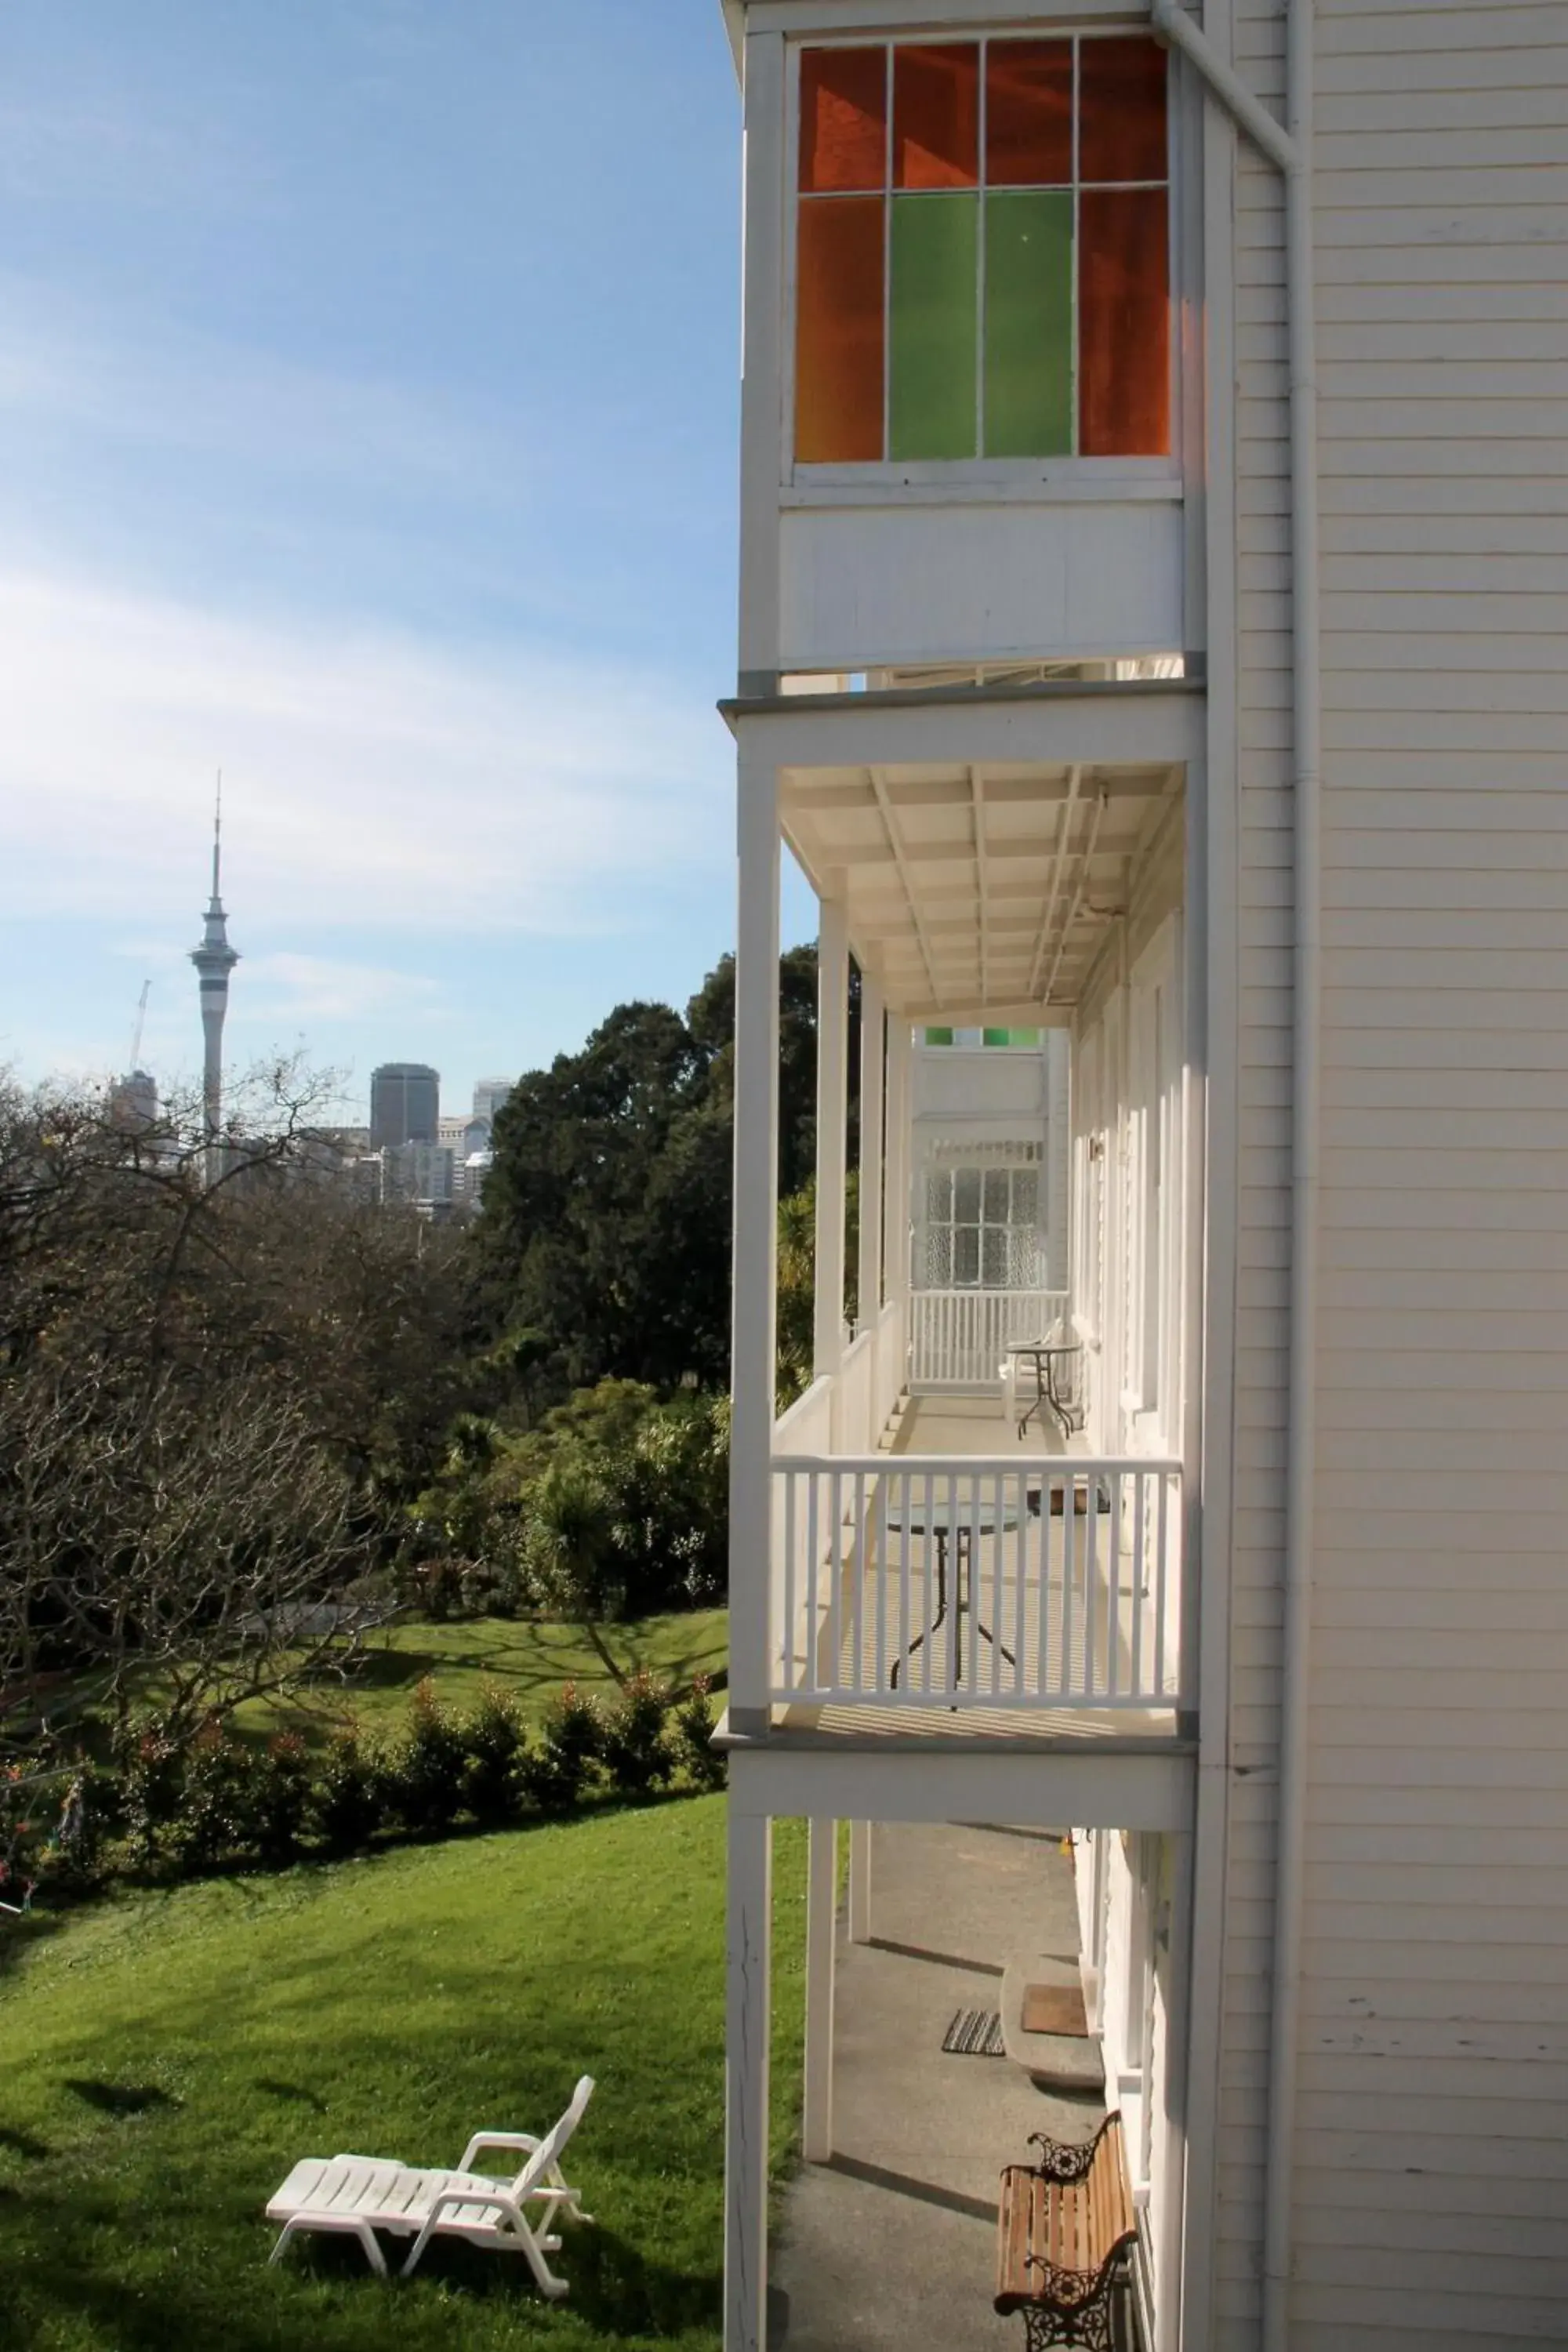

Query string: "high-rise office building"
[[471, 1076, 515, 1124], [368, 1063, 440, 1150]]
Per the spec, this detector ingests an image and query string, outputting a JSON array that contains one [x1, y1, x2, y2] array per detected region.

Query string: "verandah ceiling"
[[780, 758, 1181, 1020]]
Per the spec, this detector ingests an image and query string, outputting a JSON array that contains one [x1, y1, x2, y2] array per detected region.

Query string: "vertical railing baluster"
[[829, 1468, 843, 1695], [1087, 1468, 1101, 1700], [1155, 1470, 1170, 1697], [874, 1468, 888, 1697], [898, 1466, 911, 1690], [806, 1472, 820, 1696], [1013, 1469, 1028, 1699], [1108, 1472, 1122, 1700], [851, 1470, 866, 1694], [1036, 1470, 1053, 1700], [922, 1471, 935, 1697], [989, 1468, 1003, 1697], [782, 1469, 797, 1697], [1062, 1468, 1076, 1700], [967, 1475, 981, 1695], [1131, 1471, 1147, 1701]]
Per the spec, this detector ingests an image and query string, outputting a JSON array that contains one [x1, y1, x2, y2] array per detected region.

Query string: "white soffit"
[[782, 760, 1181, 1018]]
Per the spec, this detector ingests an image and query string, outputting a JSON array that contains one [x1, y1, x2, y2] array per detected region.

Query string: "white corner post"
[[803, 1817, 838, 2161], [726, 1803, 773, 2352], [883, 1019, 913, 1317], [848, 1817, 873, 1944], [858, 976, 885, 1333], [814, 895, 850, 1388], [728, 743, 782, 1736]]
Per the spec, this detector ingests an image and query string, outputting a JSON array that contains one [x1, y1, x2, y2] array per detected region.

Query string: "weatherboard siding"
[[1220, 0, 1568, 2342]]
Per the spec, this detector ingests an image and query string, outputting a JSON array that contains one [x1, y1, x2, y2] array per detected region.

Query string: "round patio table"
[[883, 1490, 1023, 1696]]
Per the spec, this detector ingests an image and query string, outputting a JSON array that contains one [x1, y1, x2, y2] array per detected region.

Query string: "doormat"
[[942, 2007, 1006, 2057], [1021, 1983, 1089, 2038]]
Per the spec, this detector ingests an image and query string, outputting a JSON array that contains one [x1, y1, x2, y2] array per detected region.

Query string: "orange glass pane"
[[1079, 37, 1167, 183], [795, 196, 885, 462], [1080, 188, 1170, 456], [799, 47, 887, 194], [893, 43, 978, 190], [985, 40, 1071, 187]]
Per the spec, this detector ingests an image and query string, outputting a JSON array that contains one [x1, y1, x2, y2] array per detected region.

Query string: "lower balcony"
[[767, 1388, 1185, 1743]]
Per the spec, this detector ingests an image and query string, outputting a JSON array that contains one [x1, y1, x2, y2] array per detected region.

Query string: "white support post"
[[1045, 1029, 1073, 1300], [814, 898, 850, 1385], [848, 1818, 873, 1945], [1156, 1829, 1195, 2352], [883, 1020, 913, 1314], [724, 1806, 773, 2352], [803, 1817, 837, 2162], [728, 746, 782, 1735], [857, 980, 885, 1335]]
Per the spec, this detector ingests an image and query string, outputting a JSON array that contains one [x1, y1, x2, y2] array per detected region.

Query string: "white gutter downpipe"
[[1150, 7, 1319, 2350]]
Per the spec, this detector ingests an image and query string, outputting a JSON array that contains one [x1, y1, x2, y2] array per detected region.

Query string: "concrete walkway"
[[770, 1820, 1105, 2352]]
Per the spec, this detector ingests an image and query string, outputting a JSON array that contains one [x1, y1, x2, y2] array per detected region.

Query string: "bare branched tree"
[[0, 1060, 473, 1755]]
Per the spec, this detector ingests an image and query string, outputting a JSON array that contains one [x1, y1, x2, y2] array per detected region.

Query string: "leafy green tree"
[[474, 946, 838, 1396]]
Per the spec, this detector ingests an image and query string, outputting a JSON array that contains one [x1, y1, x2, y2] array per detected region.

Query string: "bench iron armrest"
[[1025, 2129, 1099, 2183]]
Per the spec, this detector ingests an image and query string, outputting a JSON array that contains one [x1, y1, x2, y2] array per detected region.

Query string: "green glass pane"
[[890, 193, 978, 461], [924, 1026, 955, 1045], [983, 190, 1072, 458]]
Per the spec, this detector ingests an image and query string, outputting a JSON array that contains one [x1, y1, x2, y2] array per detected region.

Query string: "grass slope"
[[234, 1610, 729, 1748], [2, 1798, 803, 2351]]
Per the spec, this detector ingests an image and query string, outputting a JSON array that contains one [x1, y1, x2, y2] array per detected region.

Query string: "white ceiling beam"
[[868, 764, 944, 1011]]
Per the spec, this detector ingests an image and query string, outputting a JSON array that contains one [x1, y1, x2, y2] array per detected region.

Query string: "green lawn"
[[2, 1798, 804, 2351], [232, 1610, 729, 1748]]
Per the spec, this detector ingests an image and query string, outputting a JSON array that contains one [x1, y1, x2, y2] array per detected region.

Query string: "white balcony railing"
[[909, 1287, 1069, 1388], [769, 1454, 1184, 1713]]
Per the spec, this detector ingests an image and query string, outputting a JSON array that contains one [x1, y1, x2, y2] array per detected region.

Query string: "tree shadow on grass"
[[294, 2220, 722, 2338], [64, 2079, 179, 2117], [0, 2124, 51, 2160]]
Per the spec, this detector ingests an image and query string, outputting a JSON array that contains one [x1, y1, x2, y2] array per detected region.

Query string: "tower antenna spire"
[[191, 773, 239, 1181]]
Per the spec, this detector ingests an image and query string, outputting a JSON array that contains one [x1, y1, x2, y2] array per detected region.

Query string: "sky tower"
[[189, 778, 239, 1176]]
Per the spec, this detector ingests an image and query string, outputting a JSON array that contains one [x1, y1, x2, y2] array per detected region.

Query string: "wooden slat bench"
[[995, 2111, 1136, 2351]]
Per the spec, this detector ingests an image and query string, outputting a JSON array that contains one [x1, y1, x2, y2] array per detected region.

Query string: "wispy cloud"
[[0, 275, 514, 499], [0, 566, 731, 938]]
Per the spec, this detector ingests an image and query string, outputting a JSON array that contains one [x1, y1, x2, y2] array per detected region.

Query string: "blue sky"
[[0, 2, 808, 1121]]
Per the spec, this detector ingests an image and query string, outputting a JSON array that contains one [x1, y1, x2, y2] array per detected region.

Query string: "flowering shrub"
[[523, 1682, 604, 1813], [600, 1670, 673, 1799]]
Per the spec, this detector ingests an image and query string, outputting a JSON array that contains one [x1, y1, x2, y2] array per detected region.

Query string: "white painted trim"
[[728, 750, 784, 1726], [750, 2, 1168, 41], [728, 1743, 1195, 1832], [858, 978, 886, 1326], [784, 469, 1181, 506], [1178, 4, 1239, 2344], [724, 1806, 772, 2352], [803, 1817, 838, 2161], [814, 898, 851, 1385], [740, 686, 1205, 774], [739, 33, 786, 683], [848, 1819, 872, 1943]]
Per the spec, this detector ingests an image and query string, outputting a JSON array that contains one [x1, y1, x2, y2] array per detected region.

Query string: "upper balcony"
[[736, 20, 1196, 684]]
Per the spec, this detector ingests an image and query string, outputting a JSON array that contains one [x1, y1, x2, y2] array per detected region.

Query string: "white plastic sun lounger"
[[266, 2074, 594, 2293]]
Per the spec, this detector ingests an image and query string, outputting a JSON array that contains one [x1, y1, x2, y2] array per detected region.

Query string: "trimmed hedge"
[[4, 1669, 727, 1911]]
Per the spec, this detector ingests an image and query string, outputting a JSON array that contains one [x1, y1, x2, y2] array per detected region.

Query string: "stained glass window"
[[793, 34, 1169, 465]]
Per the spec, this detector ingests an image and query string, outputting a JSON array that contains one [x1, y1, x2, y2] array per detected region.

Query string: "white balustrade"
[[909, 1288, 1069, 1388], [768, 1454, 1184, 1712]]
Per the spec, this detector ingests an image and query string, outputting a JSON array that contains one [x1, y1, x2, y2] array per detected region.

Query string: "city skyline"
[[0, 5, 818, 1116]]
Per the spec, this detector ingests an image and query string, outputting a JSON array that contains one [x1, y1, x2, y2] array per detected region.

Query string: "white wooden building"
[[713, 3, 1568, 2347]]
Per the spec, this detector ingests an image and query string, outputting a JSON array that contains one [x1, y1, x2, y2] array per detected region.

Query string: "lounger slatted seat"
[[266, 2074, 593, 2294], [995, 2111, 1135, 2351]]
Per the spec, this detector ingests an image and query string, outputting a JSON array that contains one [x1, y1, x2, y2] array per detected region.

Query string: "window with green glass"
[[795, 34, 1169, 465]]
